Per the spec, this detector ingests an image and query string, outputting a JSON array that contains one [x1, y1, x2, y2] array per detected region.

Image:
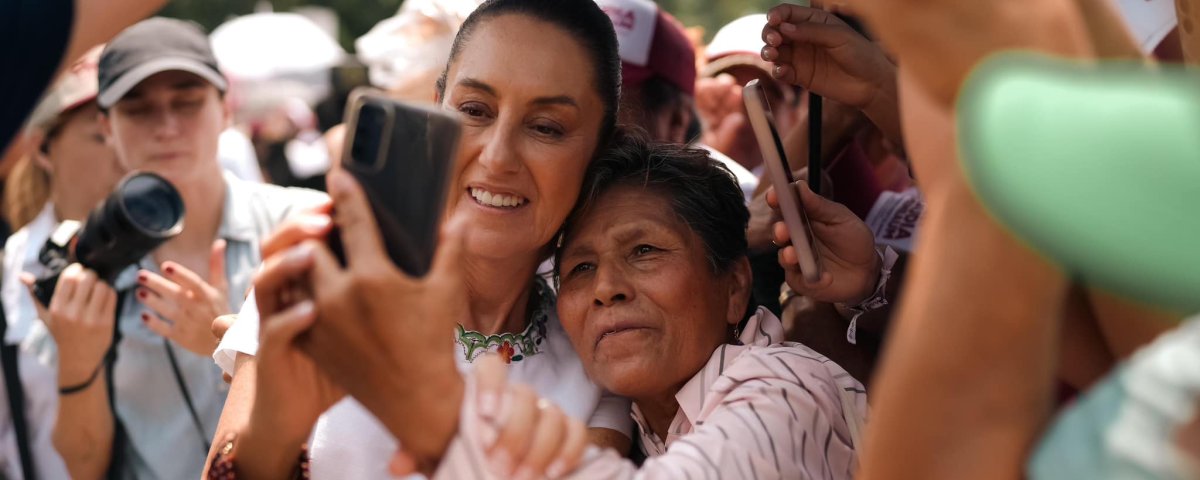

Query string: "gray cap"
[[98, 17, 227, 108]]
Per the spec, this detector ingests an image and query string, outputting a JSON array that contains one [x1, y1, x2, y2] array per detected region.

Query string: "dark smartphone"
[[330, 88, 462, 277], [743, 80, 822, 282]]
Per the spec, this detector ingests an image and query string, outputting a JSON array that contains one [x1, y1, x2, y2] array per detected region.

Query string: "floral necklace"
[[455, 277, 552, 364]]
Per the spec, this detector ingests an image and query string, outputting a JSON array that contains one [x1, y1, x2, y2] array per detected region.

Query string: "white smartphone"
[[743, 79, 822, 283]]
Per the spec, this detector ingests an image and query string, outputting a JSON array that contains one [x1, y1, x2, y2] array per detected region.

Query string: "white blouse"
[[215, 278, 632, 479]]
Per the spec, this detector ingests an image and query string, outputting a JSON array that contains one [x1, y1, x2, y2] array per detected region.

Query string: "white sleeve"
[[213, 291, 262, 375], [586, 390, 633, 437]]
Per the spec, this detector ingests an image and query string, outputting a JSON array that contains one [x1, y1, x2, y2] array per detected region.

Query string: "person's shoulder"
[[229, 175, 329, 226], [720, 341, 858, 395]]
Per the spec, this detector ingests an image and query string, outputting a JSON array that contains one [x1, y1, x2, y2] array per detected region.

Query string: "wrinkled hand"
[[768, 179, 879, 304], [298, 169, 470, 467], [387, 355, 590, 478], [761, 5, 895, 111], [136, 240, 232, 356], [23, 264, 117, 386]]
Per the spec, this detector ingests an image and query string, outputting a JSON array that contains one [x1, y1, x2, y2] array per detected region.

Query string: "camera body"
[[32, 172, 186, 306]]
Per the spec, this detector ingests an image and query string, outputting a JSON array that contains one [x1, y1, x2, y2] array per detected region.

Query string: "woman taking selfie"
[[208, 0, 631, 477], [233, 131, 868, 478]]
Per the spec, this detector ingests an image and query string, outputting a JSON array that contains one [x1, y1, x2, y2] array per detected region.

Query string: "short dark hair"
[[555, 128, 750, 283], [435, 0, 621, 143]]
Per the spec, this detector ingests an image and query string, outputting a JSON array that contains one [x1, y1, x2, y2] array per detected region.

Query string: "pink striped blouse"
[[435, 307, 869, 479]]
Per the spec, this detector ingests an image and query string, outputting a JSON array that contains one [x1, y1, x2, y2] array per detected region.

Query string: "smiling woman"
[[208, 0, 634, 478], [422, 128, 871, 479]]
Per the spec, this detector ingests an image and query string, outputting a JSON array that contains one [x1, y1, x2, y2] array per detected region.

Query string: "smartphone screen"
[[743, 80, 822, 282], [334, 89, 462, 277]]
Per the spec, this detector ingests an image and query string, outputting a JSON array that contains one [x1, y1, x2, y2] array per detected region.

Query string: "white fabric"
[[215, 292, 634, 479], [700, 144, 759, 204], [595, 0, 658, 66], [0, 205, 71, 479], [863, 187, 922, 252], [218, 128, 264, 183], [706, 14, 768, 60], [1115, 0, 1178, 54]]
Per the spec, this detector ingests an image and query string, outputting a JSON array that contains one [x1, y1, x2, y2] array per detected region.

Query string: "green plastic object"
[[958, 53, 1200, 314]]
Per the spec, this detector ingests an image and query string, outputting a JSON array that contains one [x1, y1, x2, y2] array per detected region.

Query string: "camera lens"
[[121, 175, 184, 233], [352, 102, 387, 169]]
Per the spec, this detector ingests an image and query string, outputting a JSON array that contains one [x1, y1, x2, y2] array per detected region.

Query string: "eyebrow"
[[456, 77, 579, 109]]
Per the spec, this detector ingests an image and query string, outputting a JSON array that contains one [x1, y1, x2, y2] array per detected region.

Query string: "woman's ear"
[[27, 130, 53, 173], [725, 256, 753, 326]]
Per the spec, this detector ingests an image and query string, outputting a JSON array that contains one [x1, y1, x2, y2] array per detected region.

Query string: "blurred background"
[[162, 0, 782, 49]]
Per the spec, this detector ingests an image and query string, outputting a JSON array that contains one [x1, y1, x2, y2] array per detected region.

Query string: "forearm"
[[374, 356, 464, 472], [54, 374, 114, 480], [859, 187, 1068, 480], [203, 354, 258, 477], [857, 0, 1092, 106], [66, 0, 165, 71], [861, 72, 904, 150]]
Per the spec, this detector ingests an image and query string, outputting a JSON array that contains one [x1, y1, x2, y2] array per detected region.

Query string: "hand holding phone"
[[334, 88, 462, 277], [744, 79, 823, 283]]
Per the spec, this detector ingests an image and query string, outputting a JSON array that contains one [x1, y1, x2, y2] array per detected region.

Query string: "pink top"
[[436, 307, 869, 480]]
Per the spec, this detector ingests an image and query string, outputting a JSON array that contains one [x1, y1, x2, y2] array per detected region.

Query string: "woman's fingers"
[[387, 450, 419, 477], [137, 270, 182, 302], [512, 401, 568, 480], [212, 314, 237, 342], [490, 385, 538, 476], [260, 212, 333, 259], [141, 310, 174, 338], [475, 354, 510, 420], [258, 300, 317, 355], [546, 416, 588, 478], [773, 220, 793, 246], [137, 286, 181, 321], [253, 243, 317, 318], [326, 170, 389, 271]]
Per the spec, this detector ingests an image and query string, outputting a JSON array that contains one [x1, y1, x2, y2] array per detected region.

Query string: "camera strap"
[[162, 339, 211, 453], [105, 290, 211, 477], [0, 287, 38, 480]]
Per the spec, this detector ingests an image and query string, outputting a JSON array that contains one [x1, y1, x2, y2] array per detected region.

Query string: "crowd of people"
[[0, 0, 1195, 478]]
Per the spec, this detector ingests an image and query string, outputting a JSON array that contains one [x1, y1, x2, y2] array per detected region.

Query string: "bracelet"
[[209, 433, 310, 480], [840, 246, 899, 345], [58, 361, 104, 395]]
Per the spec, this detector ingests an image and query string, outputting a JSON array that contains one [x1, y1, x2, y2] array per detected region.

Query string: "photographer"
[[0, 45, 125, 480], [19, 18, 325, 479]]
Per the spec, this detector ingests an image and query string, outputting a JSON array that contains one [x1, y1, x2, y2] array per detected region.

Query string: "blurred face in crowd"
[[101, 70, 228, 186], [439, 14, 606, 260], [698, 64, 801, 170], [556, 185, 749, 399], [38, 103, 125, 209]]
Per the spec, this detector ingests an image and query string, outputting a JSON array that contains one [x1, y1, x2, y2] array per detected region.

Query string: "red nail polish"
[[164, 265, 175, 274], [141, 313, 150, 323], [137, 290, 147, 299], [137, 273, 147, 283]]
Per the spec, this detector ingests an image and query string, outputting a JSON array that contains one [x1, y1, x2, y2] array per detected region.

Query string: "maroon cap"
[[598, 0, 697, 96]]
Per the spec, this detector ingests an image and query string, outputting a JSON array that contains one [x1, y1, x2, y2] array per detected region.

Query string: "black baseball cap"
[[97, 17, 227, 109]]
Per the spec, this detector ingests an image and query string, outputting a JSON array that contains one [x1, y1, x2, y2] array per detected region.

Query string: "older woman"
[[207, 0, 631, 477], [244, 130, 868, 479]]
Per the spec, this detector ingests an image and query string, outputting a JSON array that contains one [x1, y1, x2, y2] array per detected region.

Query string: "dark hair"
[[554, 128, 750, 283], [435, 0, 622, 143]]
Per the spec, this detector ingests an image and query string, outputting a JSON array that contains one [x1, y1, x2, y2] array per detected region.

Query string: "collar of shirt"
[[630, 307, 787, 454], [217, 171, 264, 244]]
